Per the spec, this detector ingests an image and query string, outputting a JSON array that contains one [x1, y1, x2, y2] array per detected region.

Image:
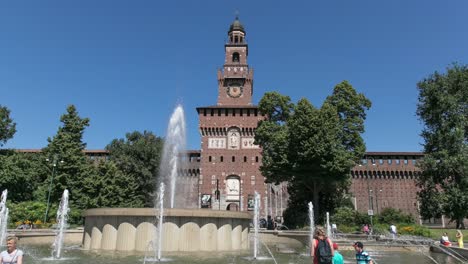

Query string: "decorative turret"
[[217, 16, 253, 106], [228, 16, 246, 45]]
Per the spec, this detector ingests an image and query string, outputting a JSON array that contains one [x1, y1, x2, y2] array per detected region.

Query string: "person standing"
[[331, 223, 338, 237], [332, 243, 344, 264], [353, 241, 373, 264], [456, 230, 464, 248], [311, 228, 334, 264], [362, 224, 369, 235], [0, 237, 23, 264], [390, 224, 397, 239]]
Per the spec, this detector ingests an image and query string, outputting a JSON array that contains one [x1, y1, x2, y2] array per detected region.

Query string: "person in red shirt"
[[311, 228, 334, 264]]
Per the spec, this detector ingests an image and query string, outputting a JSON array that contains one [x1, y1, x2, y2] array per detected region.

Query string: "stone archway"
[[226, 203, 239, 211]]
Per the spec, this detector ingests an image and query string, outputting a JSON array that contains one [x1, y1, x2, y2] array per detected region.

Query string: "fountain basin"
[[83, 208, 251, 252]]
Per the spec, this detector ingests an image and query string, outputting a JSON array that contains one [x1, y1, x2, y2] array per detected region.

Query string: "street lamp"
[[369, 189, 374, 231], [44, 155, 64, 223], [375, 189, 382, 214]]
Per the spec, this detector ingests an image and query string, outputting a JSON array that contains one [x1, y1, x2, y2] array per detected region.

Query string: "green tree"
[[256, 82, 371, 225], [0, 105, 16, 147], [41, 105, 94, 210], [0, 152, 45, 202], [416, 64, 468, 228], [106, 131, 164, 207], [81, 160, 144, 208]]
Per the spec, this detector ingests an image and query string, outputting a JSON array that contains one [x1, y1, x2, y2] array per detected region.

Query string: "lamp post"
[[369, 189, 374, 231], [375, 189, 382, 214], [44, 155, 63, 223]]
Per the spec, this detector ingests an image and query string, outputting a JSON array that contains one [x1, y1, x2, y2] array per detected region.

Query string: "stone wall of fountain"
[[82, 208, 251, 252]]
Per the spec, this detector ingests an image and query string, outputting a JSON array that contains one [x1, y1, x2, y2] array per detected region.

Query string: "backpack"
[[316, 238, 333, 264]]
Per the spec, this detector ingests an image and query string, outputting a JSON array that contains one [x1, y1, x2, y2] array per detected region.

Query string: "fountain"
[[159, 104, 187, 209], [308, 202, 314, 256], [52, 189, 69, 259], [326, 212, 331, 238], [0, 189, 8, 246], [156, 183, 165, 261], [253, 192, 260, 259], [83, 105, 251, 253]]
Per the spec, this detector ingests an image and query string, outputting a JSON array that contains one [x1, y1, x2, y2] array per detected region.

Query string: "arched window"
[[220, 156, 224, 162], [232, 52, 240, 62], [234, 36, 238, 43]]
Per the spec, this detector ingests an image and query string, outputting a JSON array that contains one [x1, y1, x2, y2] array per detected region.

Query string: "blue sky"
[[1, 0, 467, 151]]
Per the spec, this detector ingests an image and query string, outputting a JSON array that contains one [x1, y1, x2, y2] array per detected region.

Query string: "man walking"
[[353, 241, 373, 264]]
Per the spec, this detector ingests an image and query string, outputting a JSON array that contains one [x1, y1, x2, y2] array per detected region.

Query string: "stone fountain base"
[[82, 208, 251, 252]]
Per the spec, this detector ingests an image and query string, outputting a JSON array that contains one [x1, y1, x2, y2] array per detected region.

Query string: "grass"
[[428, 228, 467, 242]]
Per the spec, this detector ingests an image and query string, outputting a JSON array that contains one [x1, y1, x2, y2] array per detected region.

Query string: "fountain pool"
[[17, 245, 460, 264]]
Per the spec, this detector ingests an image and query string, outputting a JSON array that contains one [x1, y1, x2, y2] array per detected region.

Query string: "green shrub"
[[398, 224, 431, 237], [378, 208, 414, 224], [331, 207, 356, 226], [8, 201, 83, 228]]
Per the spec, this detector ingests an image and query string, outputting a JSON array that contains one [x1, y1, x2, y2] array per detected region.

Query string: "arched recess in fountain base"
[[82, 208, 251, 252]]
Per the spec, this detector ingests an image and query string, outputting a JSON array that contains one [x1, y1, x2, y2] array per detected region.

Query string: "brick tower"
[[197, 17, 266, 212]]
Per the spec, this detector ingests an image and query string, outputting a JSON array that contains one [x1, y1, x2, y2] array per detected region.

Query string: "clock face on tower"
[[227, 86, 243, 98]]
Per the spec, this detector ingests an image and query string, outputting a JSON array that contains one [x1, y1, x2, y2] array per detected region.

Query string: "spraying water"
[[0, 190, 9, 246], [159, 105, 186, 209], [156, 183, 165, 261], [53, 189, 69, 259], [253, 192, 260, 259], [308, 202, 315, 256], [326, 212, 331, 238]]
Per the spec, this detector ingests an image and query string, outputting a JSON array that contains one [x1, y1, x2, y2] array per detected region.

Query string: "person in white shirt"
[[390, 224, 397, 239], [0, 237, 23, 264]]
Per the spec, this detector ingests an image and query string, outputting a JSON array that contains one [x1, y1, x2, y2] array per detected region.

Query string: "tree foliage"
[[416, 64, 468, 228], [0, 105, 16, 147], [106, 131, 164, 207], [0, 152, 45, 202], [255, 81, 371, 225], [41, 105, 94, 209], [81, 160, 144, 208]]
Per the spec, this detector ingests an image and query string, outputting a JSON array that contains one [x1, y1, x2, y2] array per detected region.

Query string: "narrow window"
[[220, 156, 224, 162], [210, 109, 214, 116], [218, 109, 221, 116], [255, 156, 259, 162], [240, 109, 243, 116], [254, 109, 258, 116], [244, 156, 247, 162], [233, 109, 236, 116], [247, 109, 251, 116], [234, 36, 238, 43], [209, 156, 212, 162], [225, 109, 228, 116], [232, 156, 235, 162], [232, 52, 240, 62], [203, 109, 206, 116]]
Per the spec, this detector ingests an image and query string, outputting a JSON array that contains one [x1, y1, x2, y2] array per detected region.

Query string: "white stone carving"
[[208, 138, 226, 149], [228, 129, 240, 150], [241, 138, 259, 149]]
